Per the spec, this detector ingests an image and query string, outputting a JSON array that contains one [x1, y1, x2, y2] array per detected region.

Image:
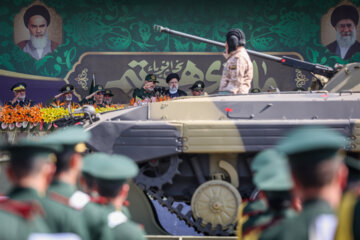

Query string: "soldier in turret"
[[219, 29, 253, 95]]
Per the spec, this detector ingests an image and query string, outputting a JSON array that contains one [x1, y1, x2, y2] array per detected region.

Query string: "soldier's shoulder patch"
[[108, 211, 128, 228], [230, 65, 237, 70], [69, 191, 90, 210]]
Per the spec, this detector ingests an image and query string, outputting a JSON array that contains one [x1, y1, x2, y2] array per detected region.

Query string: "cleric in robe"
[[326, 5, 360, 60], [17, 5, 59, 60]]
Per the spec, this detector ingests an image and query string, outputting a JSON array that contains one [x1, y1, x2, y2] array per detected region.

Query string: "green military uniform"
[[132, 74, 159, 100], [241, 149, 296, 240], [39, 126, 109, 240], [264, 126, 349, 240], [0, 139, 61, 239], [83, 153, 146, 240], [81, 84, 106, 108], [47, 84, 80, 108]]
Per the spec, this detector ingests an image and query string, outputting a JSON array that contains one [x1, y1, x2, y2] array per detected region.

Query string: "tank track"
[[139, 186, 237, 236]]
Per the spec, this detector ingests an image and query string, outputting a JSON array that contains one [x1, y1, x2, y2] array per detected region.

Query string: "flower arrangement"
[[0, 104, 125, 131]]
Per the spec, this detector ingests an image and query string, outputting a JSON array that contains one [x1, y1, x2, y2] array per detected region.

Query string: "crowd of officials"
[[4, 74, 206, 109]]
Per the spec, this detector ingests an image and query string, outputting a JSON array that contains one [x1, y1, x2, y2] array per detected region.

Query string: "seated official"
[[189, 80, 205, 96], [47, 84, 79, 108], [6, 82, 36, 107], [81, 85, 106, 108], [132, 74, 160, 101], [164, 73, 187, 98]]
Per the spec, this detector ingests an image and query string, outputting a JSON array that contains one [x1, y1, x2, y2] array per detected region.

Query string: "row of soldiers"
[[238, 126, 360, 240], [6, 82, 115, 109], [0, 126, 146, 240], [6, 74, 206, 109]]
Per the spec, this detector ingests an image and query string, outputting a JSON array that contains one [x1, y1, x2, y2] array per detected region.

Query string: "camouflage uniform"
[[132, 87, 156, 100], [219, 47, 253, 94]]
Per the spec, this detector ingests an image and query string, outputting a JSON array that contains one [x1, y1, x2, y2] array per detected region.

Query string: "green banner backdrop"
[[1, 0, 359, 80]]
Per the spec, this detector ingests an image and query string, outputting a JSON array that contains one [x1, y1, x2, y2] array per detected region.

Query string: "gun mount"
[[154, 25, 335, 79]]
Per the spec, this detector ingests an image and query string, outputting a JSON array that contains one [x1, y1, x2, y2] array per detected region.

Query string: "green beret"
[[82, 153, 138, 180], [251, 149, 286, 173], [40, 126, 90, 153], [145, 74, 159, 83], [277, 126, 349, 159], [253, 158, 293, 191]]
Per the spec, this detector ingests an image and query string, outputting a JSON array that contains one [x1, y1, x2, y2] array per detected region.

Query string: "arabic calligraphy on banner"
[[65, 52, 311, 103]]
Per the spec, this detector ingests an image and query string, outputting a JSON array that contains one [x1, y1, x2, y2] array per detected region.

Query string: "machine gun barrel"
[[154, 24, 335, 78]]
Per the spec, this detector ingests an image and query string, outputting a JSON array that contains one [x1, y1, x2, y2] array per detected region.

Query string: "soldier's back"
[[100, 204, 147, 240], [43, 180, 90, 239]]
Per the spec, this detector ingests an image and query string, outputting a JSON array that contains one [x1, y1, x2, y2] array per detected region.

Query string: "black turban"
[[166, 73, 180, 83], [331, 5, 359, 27], [24, 5, 51, 28]]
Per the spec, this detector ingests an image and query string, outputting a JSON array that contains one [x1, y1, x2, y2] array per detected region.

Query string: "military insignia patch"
[[151, 75, 156, 80], [230, 65, 237, 70]]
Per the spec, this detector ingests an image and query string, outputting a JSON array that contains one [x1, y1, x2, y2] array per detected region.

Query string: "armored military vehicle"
[[80, 27, 360, 235]]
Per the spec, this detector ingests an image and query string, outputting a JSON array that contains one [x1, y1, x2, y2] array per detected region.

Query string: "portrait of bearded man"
[[326, 4, 360, 60], [17, 5, 59, 60]]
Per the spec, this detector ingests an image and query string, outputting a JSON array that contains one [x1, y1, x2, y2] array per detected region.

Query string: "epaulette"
[[107, 211, 127, 228], [0, 198, 43, 220], [49, 191, 90, 210]]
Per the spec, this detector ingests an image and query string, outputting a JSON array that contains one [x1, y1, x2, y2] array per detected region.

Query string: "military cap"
[[3, 138, 62, 162], [331, 5, 359, 27], [189, 81, 205, 91], [145, 74, 159, 83], [253, 151, 293, 191], [11, 82, 27, 91], [82, 153, 138, 180], [39, 126, 90, 153], [166, 73, 180, 83], [251, 149, 286, 173], [60, 84, 74, 93], [250, 88, 261, 93], [104, 89, 114, 96], [92, 84, 105, 93], [277, 125, 349, 162], [24, 5, 51, 28]]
